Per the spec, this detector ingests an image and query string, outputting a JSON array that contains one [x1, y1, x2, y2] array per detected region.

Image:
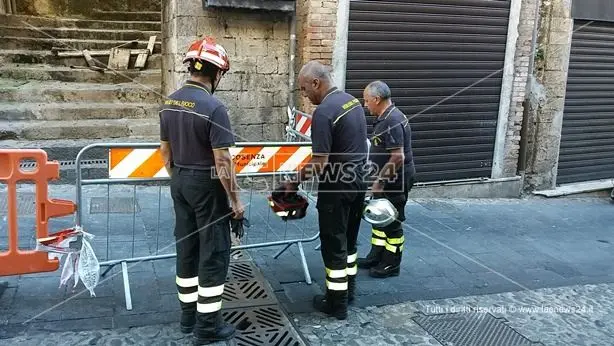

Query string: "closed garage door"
[[345, 0, 511, 182], [558, 20, 614, 185]]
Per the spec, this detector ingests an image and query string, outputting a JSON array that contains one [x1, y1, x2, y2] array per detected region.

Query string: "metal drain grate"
[[89, 197, 141, 214], [223, 279, 276, 309], [223, 262, 276, 309], [412, 312, 543, 346], [224, 305, 305, 346], [0, 193, 36, 216], [226, 262, 258, 282]]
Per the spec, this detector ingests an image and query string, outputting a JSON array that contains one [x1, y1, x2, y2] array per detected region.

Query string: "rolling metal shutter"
[[558, 20, 614, 184], [345, 0, 511, 182]]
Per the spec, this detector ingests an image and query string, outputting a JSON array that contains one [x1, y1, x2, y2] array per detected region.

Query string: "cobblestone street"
[[1, 184, 614, 345], [3, 282, 614, 345]]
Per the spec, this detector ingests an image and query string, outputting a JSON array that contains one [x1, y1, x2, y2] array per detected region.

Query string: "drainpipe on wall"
[[288, 10, 297, 110], [517, 0, 542, 175]]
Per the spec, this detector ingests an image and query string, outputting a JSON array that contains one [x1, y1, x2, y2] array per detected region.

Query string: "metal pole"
[[288, 9, 297, 110], [121, 261, 133, 311], [297, 242, 312, 284]]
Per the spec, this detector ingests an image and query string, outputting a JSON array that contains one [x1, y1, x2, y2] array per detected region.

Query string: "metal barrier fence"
[[285, 107, 312, 142], [74, 142, 319, 310]]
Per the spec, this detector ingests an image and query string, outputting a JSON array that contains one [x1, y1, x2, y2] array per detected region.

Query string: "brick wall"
[[500, 0, 540, 177], [162, 0, 291, 141], [296, 0, 339, 113]]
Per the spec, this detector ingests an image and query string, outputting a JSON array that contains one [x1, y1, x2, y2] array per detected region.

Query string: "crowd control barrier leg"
[[0, 149, 76, 276]]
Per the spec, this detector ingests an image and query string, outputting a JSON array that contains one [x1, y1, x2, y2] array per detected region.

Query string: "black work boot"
[[357, 246, 384, 269], [348, 276, 356, 304], [313, 290, 348, 320], [369, 250, 401, 278], [180, 308, 196, 334], [193, 312, 236, 345]]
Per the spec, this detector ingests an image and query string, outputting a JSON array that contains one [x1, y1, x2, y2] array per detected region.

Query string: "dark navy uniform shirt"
[[159, 80, 235, 170], [311, 87, 368, 164], [369, 104, 416, 183]]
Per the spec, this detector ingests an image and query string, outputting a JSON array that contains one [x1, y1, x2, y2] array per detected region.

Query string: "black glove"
[[230, 217, 250, 239]]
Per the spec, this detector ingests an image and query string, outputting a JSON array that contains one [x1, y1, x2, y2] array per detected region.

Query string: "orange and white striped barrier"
[[108, 143, 312, 179], [286, 107, 312, 141], [293, 111, 312, 137]]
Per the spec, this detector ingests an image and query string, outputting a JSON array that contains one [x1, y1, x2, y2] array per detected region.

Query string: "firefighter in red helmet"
[[159, 36, 244, 345]]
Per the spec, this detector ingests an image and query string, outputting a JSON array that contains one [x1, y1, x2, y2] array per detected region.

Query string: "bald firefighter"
[[284, 61, 368, 319]]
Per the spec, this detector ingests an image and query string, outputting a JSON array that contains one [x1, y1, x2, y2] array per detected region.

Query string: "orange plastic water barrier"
[[0, 149, 76, 276]]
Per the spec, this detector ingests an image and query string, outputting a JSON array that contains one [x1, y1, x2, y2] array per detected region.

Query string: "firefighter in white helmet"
[[159, 36, 244, 345]]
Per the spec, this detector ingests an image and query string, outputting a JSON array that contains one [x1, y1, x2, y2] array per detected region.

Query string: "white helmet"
[[362, 198, 398, 227]]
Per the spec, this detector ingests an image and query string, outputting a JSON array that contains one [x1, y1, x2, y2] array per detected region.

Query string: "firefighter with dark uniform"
[[159, 36, 245, 345], [357, 80, 416, 278], [284, 60, 368, 320]]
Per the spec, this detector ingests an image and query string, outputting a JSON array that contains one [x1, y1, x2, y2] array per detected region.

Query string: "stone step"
[[0, 14, 161, 31], [0, 50, 162, 69], [0, 101, 159, 121], [1, 118, 159, 140], [0, 80, 162, 103], [94, 0, 162, 13], [0, 137, 159, 160], [0, 26, 161, 41], [0, 36, 162, 52], [90, 10, 161, 22], [0, 64, 161, 84]]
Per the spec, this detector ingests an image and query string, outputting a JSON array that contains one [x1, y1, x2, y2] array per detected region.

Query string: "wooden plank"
[[108, 48, 131, 70], [134, 35, 156, 69], [70, 65, 106, 73], [56, 49, 149, 58], [82, 50, 95, 68]]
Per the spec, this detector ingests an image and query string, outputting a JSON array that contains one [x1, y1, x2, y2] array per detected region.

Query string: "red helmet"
[[183, 36, 230, 72], [268, 187, 309, 221]]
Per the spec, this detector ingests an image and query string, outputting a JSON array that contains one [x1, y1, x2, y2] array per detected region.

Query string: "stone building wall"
[[162, 0, 292, 141], [15, 0, 160, 16], [523, 0, 573, 190], [295, 0, 339, 113]]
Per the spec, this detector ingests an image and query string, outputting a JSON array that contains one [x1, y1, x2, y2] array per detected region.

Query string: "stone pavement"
[[3, 282, 614, 345], [295, 281, 614, 345], [1, 183, 614, 345]]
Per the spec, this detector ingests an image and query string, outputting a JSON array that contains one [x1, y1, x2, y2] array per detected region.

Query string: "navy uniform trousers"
[[170, 167, 231, 334]]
